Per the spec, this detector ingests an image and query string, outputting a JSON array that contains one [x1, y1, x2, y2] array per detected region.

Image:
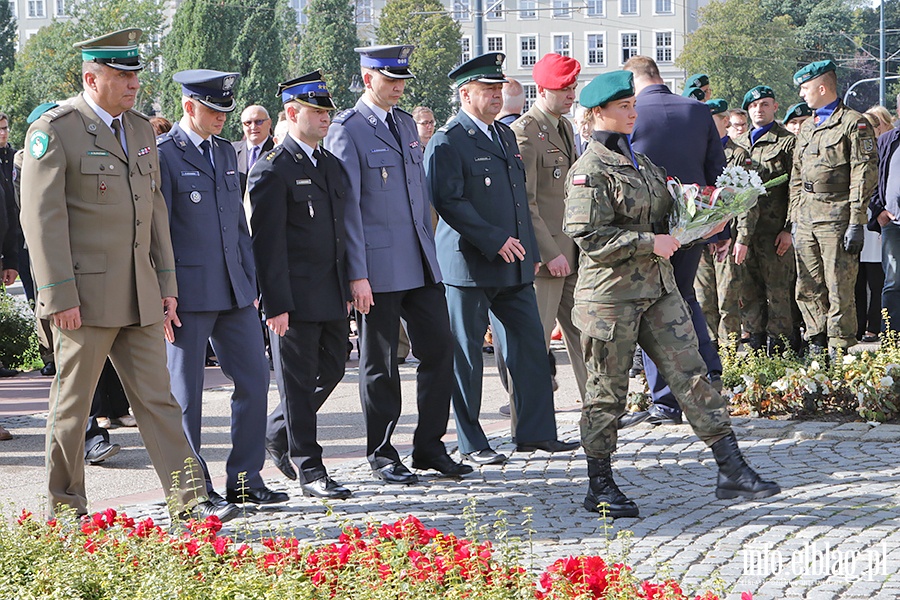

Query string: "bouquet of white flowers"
[[666, 166, 787, 245]]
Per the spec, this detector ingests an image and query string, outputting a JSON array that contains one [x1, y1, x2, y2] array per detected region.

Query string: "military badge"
[[367, 115, 378, 126], [538, 132, 546, 141], [409, 140, 419, 149], [223, 75, 236, 91], [553, 167, 561, 179], [190, 191, 201, 203], [99, 181, 107, 195], [382, 167, 388, 181], [137, 146, 151, 157], [864, 138, 874, 153], [572, 174, 588, 186], [485, 176, 492, 186], [29, 131, 49, 159]]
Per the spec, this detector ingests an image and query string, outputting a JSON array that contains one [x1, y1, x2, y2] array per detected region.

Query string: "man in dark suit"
[[249, 71, 354, 500], [158, 69, 287, 516], [325, 45, 471, 484], [425, 53, 578, 466], [620, 56, 727, 427], [233, 104, 274, 194]]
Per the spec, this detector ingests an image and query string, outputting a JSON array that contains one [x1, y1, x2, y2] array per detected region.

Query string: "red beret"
[[532, 53, 581, 89]]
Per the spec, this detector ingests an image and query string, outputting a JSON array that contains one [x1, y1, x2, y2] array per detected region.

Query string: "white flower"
[[772, 378, 789, 393], [809, 360, 820, 372], [880, 376, 894, 388], [885, 363, 900, 375], [741, 373, 754, 385], [843, 354, 856, 365], [804, 379, 818, 394]]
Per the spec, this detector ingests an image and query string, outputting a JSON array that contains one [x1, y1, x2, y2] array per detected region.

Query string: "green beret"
[[742, 85, 775, 110], [683, 87, 705, 101], [793, 60, 836, 86], [706, 99, 728, 115], [580, 70, 634, 109], [686, 73, 709, 89], [782, 102, 813, 124]]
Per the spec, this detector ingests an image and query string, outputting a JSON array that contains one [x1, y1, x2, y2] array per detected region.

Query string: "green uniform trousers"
[[742, 229, 796, 338], [695, 246, 743, 346]]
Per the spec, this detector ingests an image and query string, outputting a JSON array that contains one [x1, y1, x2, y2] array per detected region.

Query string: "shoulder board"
[[263, 145, 285, 162], [41, 104, 75, 122], [394, 106, 412, 118], [332, 108, 357, 125], [155, 134, 170, 146], [127, 108, 151, 122], [494, 120, 513, 134], [515, 115, 533, 129]]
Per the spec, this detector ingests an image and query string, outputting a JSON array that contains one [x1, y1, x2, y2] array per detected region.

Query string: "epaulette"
[[394, 106, 412, 118], [494, 120, 513, 134], [127, 108, 151, 121], [263, 146, 284, 162], [332, 108, 357, 125], [515, 116, 533, 129], [41, 104, 75, 122]]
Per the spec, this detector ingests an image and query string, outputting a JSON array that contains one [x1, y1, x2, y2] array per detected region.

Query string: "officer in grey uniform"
[[158, 70, 288, 512]]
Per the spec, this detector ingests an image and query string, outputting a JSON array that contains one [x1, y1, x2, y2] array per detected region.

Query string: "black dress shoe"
[[372, 462, 419, 485], [182, 494, 240, 522], [617, 410, 650, 429], [412, 454, 474, 476], [85, 440, 120, 464], [461, 448, 508, 465], [300, 476, 352, 499], [226, 485, 290, 505], [499, 404, 511, 417], [266, 443, 297, 480], [40, 362, 56, 376], [515, 439, 580, 453], [646, 405, 683, 425], [0, 367, 18, 377]]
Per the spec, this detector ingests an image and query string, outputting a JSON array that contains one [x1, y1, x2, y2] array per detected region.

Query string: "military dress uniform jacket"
[[735, 121, 795, 243], [157, 124, 256, 312], [426, 111, 539, 288], [563, 135, 677, 305], [789, 101, 878, 226], [325, 100, 440, 293], [20, 93, 176, 327], [249, 135, 350, 323], [512, 106, 577, 276]]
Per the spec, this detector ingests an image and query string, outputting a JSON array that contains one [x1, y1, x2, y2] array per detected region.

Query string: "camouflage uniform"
[[563, 136, 732, 459], [790, 102, 878, 348], [695, 137, 750, 346], [735, 121, 796, 339]]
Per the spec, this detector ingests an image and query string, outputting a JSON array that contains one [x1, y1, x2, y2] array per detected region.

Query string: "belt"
[[803, 181, 846, 193]]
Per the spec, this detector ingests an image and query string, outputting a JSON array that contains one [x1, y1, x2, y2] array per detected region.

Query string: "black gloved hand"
[[843, 223, 864, 253]]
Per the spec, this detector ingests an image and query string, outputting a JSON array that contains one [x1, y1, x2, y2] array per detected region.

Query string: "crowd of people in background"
[[0, 25, 898, 519]]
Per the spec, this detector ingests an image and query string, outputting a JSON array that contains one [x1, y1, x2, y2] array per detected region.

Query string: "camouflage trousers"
[[695, 245, 743, 346], [576, 291, 733, 459], [794, 223, 859, 348], [742, 229, 796, 338]]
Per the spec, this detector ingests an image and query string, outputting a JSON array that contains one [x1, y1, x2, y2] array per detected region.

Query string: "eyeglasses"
[[0, 127, 8, 132], [416, 120, 435, 126], [243, 119, 269, 127]]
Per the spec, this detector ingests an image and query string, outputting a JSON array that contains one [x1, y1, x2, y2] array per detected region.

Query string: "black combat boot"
[[710, 433, 781, 500], [746, 332, 766, 351], [584, 457, 640, 518], [628, 346, 644, 378], [766, 335, 786, 357], [807, 332, 827, 357]]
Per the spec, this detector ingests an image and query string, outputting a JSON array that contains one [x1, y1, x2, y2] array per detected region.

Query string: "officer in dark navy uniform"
[[158, 69, 287, 516], [325, 45, 471, 484], [425, 53, 579, 466]]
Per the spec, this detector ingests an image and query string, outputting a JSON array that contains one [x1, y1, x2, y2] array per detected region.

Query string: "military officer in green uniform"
[[790, 61, 878, 353], [564, 71, 779, 518], [694, 98, 749, 349], [733, 86, 797, 354], [783, 102, 812, 135]]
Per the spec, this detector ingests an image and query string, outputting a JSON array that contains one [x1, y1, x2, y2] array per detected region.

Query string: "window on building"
[[523, 84, 537, 111], [620, 32, 638, 64], [519, 0, 536, 19], [654, 31, 673, 64], [356, 0, 372, 23], [519, 35, 537, 68], [586, 0, 603, 17], [486, 0, 503, 20], [460, 36, 471, 63], [655, 0, 673, 13], [620, 0, 637, 15], [453, 0, 471, 21], [54, 0, 65, 16], [553, 34, 571, 57], [27, 0, 45, 18], [552, 0, 571, 18], [487, 35, 504, 53], [586, 33, 605, 66], [290, 0, 306, 25]]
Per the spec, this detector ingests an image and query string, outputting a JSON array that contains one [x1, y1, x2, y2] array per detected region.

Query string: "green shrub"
[[0, 289, 39, 369]]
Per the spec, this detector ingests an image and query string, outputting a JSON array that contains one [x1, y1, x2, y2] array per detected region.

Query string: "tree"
[[295, 0, 360, 111], [376, 0, 461, 125], [0, 0, 165, 147], [677, 0, 798, 118], [161, 0, 295, 140], [0, 0, 16, 83]]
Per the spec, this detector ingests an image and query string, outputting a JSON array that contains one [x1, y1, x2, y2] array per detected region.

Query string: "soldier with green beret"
[[694, 98, 749, 349], [685, 73, 710, 100], [563, 70, 779, 518], [682, 86, 706, 102], [783, 102, 812, 135], [790, 60, 878, 353], [733, 85, 799, 355]]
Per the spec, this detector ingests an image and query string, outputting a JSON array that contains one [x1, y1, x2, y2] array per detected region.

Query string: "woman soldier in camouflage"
[[563, 71, 780, 518]]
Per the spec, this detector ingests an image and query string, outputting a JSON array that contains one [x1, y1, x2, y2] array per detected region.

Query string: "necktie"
[[311, 147, 321, 166], [248, 144, 259, 170], [385, 111, 401, 146], [557, 120, 573, 163], [200, 140, 213, 170], [110, 118, 125, 155], [489, 124, 505, 156]]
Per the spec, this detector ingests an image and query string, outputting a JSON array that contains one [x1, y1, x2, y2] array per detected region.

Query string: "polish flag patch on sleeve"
[[572, 174, 588, 186]]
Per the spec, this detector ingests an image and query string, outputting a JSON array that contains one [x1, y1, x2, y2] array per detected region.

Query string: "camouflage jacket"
[[735, 121, 795, 242], [563, 135, 677, 303], [724, 136, 750, 170], [789, 101, 877, 226]]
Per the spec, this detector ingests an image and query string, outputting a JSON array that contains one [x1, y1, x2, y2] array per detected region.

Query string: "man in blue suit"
[[158, 70, 288, 514], [425, 53, 578, 466], [325, 45, 472, 483], [620, 56, 727, 427]]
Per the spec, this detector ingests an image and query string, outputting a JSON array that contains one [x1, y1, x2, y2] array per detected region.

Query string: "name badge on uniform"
[[370, 148, 389, 153], [87, 150, 109, 156], [181, 170, 200, 176], [297, 179, 312, 185], [474, 156, 491, 162], [190, 191, 202, 203]]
